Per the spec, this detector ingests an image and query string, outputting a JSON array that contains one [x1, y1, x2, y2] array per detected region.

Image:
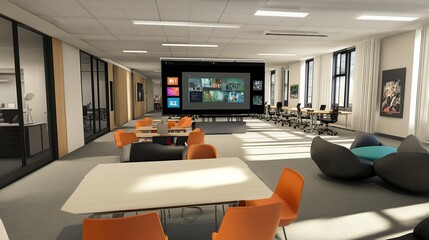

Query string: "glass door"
[[80, 52, 109, 143], [0, 18, 24, 176]]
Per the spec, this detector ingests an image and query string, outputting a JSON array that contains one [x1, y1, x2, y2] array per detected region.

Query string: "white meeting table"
[[61, 157, 272, 215]]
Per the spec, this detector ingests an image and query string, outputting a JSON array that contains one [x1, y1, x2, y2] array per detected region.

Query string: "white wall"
[[274, 67, 284, 104], [62, 42, 84, 152], [288, 62, 303, 107], [375, 31, 415, 138]]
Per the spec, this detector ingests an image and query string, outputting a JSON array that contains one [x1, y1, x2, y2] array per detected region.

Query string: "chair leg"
[[214, 205, 218, 230], [282, 227, 287, 240]]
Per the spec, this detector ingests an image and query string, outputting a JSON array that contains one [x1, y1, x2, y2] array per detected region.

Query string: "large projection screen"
[[161, 60, 265, 115], [182, 72, 251, 110]]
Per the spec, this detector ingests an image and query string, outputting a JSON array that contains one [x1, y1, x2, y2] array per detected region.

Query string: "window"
[[305, 59, 314, 106], [284, 69, 289, 106], [332, 48, 355, 108], [270, 70, 275, 105]]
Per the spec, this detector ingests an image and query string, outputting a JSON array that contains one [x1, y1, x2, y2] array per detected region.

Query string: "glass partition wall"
[[0, 16, 56, 187], [80, 52, 109, 143]]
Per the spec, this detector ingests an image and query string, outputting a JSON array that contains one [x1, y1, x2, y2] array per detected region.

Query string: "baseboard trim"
[[374, 132, 404, 141]]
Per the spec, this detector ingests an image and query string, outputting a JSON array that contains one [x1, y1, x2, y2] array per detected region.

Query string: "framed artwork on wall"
[[380, 68, 406, 118], [290, 84, 299, 99], [137, 82, 144, 102]]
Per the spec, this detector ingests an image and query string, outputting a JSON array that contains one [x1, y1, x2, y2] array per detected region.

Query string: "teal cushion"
[[351, 146, 397, 161]]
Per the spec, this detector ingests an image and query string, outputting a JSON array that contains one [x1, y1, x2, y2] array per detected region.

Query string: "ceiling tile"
[[123, 9, 160, 20], [86, 8, 128, 19], [46, 5, 93, 18]]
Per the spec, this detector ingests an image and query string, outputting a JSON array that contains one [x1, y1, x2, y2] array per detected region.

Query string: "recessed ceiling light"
[[133, 20, 240, 28], [123, 50, 148, 53], [258, 53, 296, 56], [162, 43, 218, 48], [255, 10, 308, 18], [357, 15, 418, 21]]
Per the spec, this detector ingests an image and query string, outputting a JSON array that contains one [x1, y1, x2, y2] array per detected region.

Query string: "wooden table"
[[61, 157, 272, 215]]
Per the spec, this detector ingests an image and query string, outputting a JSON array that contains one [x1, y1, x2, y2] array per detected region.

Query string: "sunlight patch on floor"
[[285, 202, 429, 240]]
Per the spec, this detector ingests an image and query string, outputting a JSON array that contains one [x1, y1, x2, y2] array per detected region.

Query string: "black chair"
[[121, 142, 184, 162], [350, 133, 384, 149], [265, 104, 276, 121], [273, 102, 283, 124], [388, 216, 429, 240], [318, 103, 339, 135], [310, 136, 375, 179], [374, 152, 429, 192], [281, 103, 300, 127], [397, 134, 428, 153], [294, 104, 310, 130]]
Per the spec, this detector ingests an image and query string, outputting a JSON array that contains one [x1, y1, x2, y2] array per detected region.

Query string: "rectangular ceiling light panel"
[[133, 20, 240, 28]]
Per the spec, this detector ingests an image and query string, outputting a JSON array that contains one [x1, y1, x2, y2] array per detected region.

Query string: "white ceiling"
[[6, 0, 429, 80]]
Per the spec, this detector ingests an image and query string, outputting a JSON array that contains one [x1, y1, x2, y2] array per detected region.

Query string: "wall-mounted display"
[[380, 68, 406, 118], [167, 97, 180, 108], [167, 77, 178, 85], [167, 87, 180, 97], [253, 95, 263, 105], [290, 84, 299, 99], [253, 80, 263, 91]]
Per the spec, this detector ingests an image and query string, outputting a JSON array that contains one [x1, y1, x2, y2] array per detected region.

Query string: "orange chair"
[[186, 131, 205, 146], [212, 203, 282, 240], [243, 168, 304, 240], [113, 129, 125, 148], [82, 212, 168, 240], [175, 116, 192, 128], [167, 121, 176, 129], [116, 131, 138, 148], [135, 117, 152, 128], [187, 143, 218, 159], [193, 128, 201, 132]]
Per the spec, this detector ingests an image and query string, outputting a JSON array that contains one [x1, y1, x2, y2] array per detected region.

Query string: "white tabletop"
[[0, 219, 9, 240], [61, 157, 272, 215]]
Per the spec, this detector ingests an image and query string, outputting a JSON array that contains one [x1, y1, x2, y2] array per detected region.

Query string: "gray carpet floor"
[[0, 112, 428, 240]]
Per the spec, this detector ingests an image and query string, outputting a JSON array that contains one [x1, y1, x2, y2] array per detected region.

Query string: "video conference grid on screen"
[[181, 72, 251, 110]]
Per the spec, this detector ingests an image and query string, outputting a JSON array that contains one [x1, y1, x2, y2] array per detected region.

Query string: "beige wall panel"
[[133, 74, 147, 119], [113, 66, 128, 126], [52, 38, 68, 158]]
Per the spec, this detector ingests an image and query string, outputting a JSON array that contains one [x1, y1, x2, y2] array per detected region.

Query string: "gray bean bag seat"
[[120, 142, 184, 162], [388, 216, 429, 240], [350, 133, 384, 149], [374, 152, 429, 192], [397, 134, 428, 153], [310, 136, 375, 179]]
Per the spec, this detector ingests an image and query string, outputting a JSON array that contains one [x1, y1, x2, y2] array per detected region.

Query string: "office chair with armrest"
[[318, 103, 339, 136], [265, 105, 276, 121], [212, 203, 282, 240], [273, 102, 283, 124], [293, 104, 310, 130], [282, 103, 300, 127], [242, 168, 304, 240], [82, 212, 168, 240], [257, 102, 268, 119]]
